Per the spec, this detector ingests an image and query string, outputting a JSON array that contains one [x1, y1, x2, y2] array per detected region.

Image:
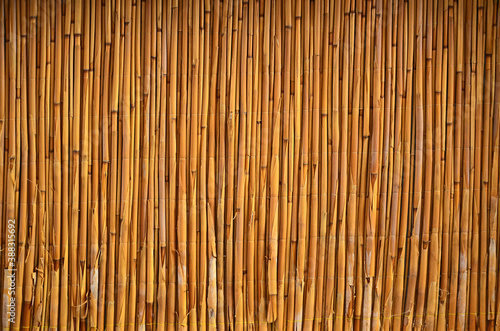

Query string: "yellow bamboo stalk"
[[207, 1, 219, 330], [286, 0, 301, 329], [167, 1, 178, 330], [235, 1, 248, 329], [157, 0, 168, 329], [20, 0, 37, 328], [425, 0, 445, 328], [198, 1, 210, 329], [89, 0, 102, 329], [294, 0, 309, 328], [188, 0, 200, 328], [32, 0, 49, 328], [178, 0, 189, 327]]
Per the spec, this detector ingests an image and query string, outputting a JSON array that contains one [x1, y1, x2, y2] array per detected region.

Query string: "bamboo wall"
[[1, 0, 500, 330]]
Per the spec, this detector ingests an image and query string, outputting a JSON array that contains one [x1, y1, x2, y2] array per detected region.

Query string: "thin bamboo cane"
[[294, 0, 309, 328], [438, 1, 454, 328], [128, 1, 141, 328], [89, 0, 102, 329], [374, 0, 394, 328], [494, 6, 500, 329], [354, 0, 369, 326], [403, 0, 423, 328], [3, 1, 16, 329], [457, 3, 473, 329], [234, 1, 247, 329], [393, 1, 415, 329], [382, 1, 402, 327], [449, 2, 465, 329], [116, 0, 133, 328], [245, 0, 258, 329], [178, 0, 189, 327], [157, 0, 168, 329], [188, 0, 200, 327], [486, 2, 498, 327], [32, 1, 48, 328], [198, 1, 210, 329], [286, 0, 300, 328], [258, 0, 270, 329], [217, 0, 229, 328], [167, 1, 178, 330], [147, 0, 158, 326], [313, 1, 329, 329], [414, 0, 433, 328], [207, 1, 219, 329], [97, 1, 112, 329], [20, 0, 37, 328], [425, 1, 444, 329], [48, 0, 61, 327], [302, 0, 320, 329]]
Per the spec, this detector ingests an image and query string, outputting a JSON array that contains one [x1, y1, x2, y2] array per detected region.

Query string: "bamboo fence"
[[0, 0, 500, 330]]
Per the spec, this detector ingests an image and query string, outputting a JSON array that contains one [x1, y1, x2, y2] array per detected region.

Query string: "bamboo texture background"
[[1, 0, 500, 330]]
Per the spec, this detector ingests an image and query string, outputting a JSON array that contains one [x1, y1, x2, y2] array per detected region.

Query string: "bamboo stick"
[[207, 0, 219, 329]]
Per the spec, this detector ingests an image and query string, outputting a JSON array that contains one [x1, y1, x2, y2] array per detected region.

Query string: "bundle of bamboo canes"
[[1, 0, 500, 330]]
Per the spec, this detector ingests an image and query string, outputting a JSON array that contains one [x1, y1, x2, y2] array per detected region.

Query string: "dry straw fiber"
[[1, 0, 500, 330]]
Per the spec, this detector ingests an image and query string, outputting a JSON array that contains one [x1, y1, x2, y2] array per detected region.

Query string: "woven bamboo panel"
[[1, 0, 499, 330]]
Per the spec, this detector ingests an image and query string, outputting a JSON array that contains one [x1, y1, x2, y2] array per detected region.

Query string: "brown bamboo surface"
[[1, 0, 500, 330]]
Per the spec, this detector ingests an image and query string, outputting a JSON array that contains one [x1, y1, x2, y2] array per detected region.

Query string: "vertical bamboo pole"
[[294, 0, 309, 328], [425, 0, 444, 328], [178, 0, 189, 326], [286, 0, 301, 328], [89, 0, 102, 329], [355, 0, 370, 326], [20, 0, 37, 328], [217, 0, 229, 327], [246, 0, 258, 328], [128, 1, 142, 329], [414, 0, 433, 327], [157, 0, 168, 329], [198, 1, 211, 328], [97, 1, 112, 329], [313, 0, 328, 328], [457, 2, 473, 329], [303, 0, 320, 328], [488, 5, 500, 327], [268, 0, 280, 324], [486, 1, 497, 327], [382, 0, 403, 327], [167, 1, 178, 330], [226, 0, 239, 326], [235, 1, 248, 329], [147, 0, 158, 325], [374, 0, 394, 328], [449, 1, 465, 329], [116, 0, 133, 328], [331, 0, 344, 328], [403, 0, 423, 328], [207, 1, 219, 329], [393, 1, 415, 329], [258, 0, 270, 328], [278, 0, 293, 326], [188, 0, 200, 327], [32, 0, 49, 327], [48, 0, 60, 326]]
